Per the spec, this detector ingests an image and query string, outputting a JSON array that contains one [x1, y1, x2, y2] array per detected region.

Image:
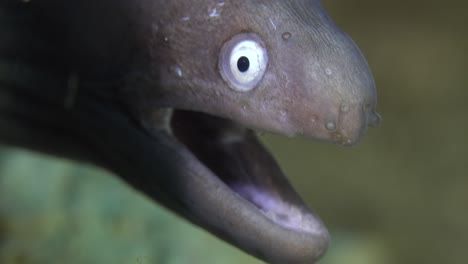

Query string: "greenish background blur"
[[1, 0, 466, 263]]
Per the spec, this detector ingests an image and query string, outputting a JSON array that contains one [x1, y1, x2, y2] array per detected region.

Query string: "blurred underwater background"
[[1, 0, 467, 263]]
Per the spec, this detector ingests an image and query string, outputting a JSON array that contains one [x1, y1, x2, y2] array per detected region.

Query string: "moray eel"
[[0, 0, 380, 263]]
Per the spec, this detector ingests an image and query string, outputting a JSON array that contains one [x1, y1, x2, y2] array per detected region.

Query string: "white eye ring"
[[219, 33, 268, 92]]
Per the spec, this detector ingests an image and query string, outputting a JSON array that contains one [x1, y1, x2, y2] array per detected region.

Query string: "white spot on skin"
[[209, 2, 224, 17], [269, 18, 277, 30], [209, 7, 221, 17], [310, 115, 318, 123], [281, 32, 292, 40], [181, 16, 190, 21], [325, 67, 333, 76], [325, 121, 337, 131], [175, 67, 183, 77]]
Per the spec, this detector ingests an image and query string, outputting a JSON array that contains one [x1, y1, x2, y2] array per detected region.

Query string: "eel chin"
[[162, 110, 329, 263]]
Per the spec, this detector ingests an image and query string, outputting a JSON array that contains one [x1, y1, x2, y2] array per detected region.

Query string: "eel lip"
[[164, 110, 329, 264]]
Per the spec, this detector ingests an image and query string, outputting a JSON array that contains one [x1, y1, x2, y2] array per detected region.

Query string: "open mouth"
[[155, 109, 330, 262], [171, 110, 323, 234]]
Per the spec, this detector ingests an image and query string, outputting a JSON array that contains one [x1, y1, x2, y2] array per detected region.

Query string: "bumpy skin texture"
[[0, 1, 379, 263]]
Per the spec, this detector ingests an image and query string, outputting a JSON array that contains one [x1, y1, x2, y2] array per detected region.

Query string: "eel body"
[[0, 1, 379, 263]]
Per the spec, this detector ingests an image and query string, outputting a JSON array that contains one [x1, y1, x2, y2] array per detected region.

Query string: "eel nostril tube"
[[368, 111, 382, 127]]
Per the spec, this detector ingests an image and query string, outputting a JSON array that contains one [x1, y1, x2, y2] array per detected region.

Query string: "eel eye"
[[219, 33, 268, 92]]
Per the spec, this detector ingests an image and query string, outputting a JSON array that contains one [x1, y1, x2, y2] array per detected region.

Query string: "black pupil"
[[237, 56, 250, 72]]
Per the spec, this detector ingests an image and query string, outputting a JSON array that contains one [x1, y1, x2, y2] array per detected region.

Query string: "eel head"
[[0, 1, 380, 263], [115, 1, 380, 263]]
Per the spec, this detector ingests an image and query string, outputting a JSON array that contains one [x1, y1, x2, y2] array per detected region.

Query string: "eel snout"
[[319, 101, 381, 146], [294, 30, 381, 146], [336, 101, 381, 145]]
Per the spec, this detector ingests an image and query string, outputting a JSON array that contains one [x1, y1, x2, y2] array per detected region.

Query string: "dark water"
[[1, 1, 467, 264]]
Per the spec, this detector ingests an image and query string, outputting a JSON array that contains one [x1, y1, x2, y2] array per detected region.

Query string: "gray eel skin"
[[0, 0, 380, 263]]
